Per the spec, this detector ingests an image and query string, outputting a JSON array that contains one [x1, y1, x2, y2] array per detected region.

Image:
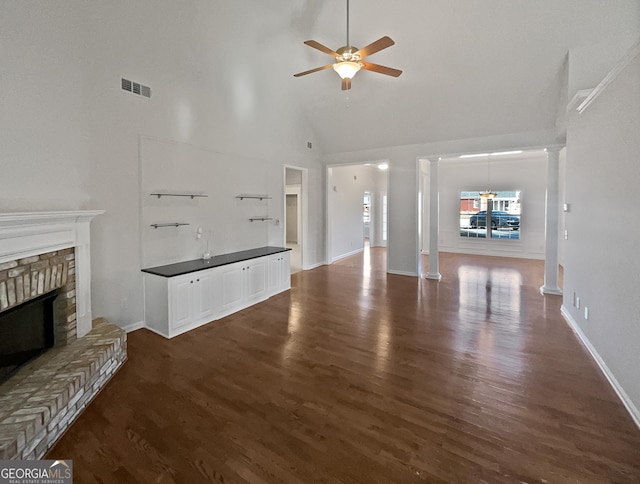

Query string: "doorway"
[[326, 162, 389, 264], [363, 191, 372, 247], [284, 166, 306, 273]]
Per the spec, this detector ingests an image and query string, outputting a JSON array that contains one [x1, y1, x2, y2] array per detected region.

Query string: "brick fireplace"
[[0, 248, 76, 349], [0, 212, 127, 460]]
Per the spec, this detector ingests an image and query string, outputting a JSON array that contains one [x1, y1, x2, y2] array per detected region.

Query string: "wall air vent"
[[121, 78, 151, 98]]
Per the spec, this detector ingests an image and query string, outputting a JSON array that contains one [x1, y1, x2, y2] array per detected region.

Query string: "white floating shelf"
[[150, 223, 191, 229], [150, 193, 208, 199], [236, 194, 271, 201]]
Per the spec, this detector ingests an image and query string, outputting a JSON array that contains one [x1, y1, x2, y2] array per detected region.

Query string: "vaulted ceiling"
[[277, 0, 640, 154]]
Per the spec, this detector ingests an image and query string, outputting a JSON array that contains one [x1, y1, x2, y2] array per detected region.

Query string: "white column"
[[540, 146, 563, 295], [426, 157, 442, 280], [74, 219, 94, 337]]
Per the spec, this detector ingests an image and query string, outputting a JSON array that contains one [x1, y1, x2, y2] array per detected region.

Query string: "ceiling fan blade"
[[361, 61, 403, 77], [293, 64, 334, 77], [304, 40, 338, 57], [355, 36, 395, 59], [341, 78, 351, 91]]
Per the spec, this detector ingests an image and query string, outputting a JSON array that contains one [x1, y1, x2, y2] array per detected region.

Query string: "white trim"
[[303, 262, 325, 270], [331, 247, 364, 263], [0, 211, 104, 263], [438, 247, 545, 260], [140, 324, 167, 339], [0, 211, 104, 338], [0, 211, 104, 225], [121, 321, 146, 333], [561, 306, 640, 430], [540, 285, 563, 296], [567, 89, 594, 112], [388, 269, 418, 277], [578, 37, 640, 114]]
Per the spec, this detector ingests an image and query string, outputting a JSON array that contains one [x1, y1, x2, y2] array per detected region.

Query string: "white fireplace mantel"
[[0, 211, 104, 337]]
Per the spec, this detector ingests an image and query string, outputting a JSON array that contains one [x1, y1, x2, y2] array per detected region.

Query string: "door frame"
[[283, 165, 308, 269], [286, 186, 302, 245]]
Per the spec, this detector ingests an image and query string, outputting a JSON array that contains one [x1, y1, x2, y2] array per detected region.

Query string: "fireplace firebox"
[[0, 291, 56, 384]]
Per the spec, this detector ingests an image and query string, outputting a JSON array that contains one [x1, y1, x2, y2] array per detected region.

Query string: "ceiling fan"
[[293, 0, 402, 91]]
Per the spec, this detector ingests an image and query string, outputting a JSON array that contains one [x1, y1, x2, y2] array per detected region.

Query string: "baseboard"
[[387, 270, 418, 277], [439, 247, 545, 260], [142, 324, 170, 339], [561, 305, 640, 430], [331, 247, 364, 263], [120, 320, 145, 333], [303, 262, 324, 270]]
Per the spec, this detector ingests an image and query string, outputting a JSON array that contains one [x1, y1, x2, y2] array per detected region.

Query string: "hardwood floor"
[[49, 249, 640, 483]]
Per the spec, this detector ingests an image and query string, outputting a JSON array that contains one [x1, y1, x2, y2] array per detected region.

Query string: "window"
[[459, 190, 521, 240]]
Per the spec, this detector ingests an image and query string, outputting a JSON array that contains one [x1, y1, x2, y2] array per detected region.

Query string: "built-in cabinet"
[[169, 270, 217, 331], [268, 252, 290, 296], [143, 249, 290, 338], [218, 256, 268, 318]]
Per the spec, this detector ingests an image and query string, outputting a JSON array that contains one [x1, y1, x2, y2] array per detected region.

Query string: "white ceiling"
[[276, 0, 640, 154]]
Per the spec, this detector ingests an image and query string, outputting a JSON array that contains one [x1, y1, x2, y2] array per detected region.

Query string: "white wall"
[[436, 154, 548, 259], [568, 33, 640, 99], [372, 169, 389, 248], [0, 1, 323, 329], [323, 130, 559, 276], [0, 2, 91, 210], [564, 43, 640, 418], [558, 149, 567, 266], [327, 165, 375, 261]]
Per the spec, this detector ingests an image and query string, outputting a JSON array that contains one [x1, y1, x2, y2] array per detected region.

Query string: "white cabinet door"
[[170, 274, 195, 330], [192, 270, 216, 322], [245, 257, 268, 305], [220, 261, 244, 315], [268, 252, 291, 296], [279, 251, 291, 291], [169, 270, 217, 333], [268, 255, 280, 291]]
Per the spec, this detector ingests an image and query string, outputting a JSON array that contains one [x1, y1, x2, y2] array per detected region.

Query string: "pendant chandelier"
[[480, 157, 496, 199]]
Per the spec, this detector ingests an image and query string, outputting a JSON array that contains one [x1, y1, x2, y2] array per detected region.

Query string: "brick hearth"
[[0, 211, 125, 460], [0, 318, 126, 459]]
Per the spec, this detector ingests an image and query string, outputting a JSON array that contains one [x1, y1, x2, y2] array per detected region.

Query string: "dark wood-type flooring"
[[49, 249, 640, 483]]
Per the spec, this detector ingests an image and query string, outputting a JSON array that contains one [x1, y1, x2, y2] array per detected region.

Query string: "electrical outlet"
[[584, 307, 589, 320], [564, 230, 568, 240]]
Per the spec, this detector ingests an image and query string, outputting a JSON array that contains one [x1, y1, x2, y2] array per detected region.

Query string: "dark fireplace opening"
[[0, 291, 57, 384]]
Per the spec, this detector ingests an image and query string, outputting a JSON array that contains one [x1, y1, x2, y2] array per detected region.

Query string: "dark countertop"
[[142, 246, 291, 278]]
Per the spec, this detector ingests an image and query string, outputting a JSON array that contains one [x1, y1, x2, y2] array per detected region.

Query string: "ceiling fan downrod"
[[346, 0, 350, 47]]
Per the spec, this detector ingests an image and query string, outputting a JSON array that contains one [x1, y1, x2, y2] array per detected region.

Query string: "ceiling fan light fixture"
[[333, 61, 362, 79], [294, 0, 401, 89]]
